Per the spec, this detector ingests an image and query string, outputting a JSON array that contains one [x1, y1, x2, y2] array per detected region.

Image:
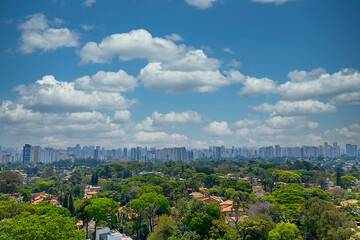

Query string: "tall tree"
[[131, 192, 171, 232], [303, 197, 356, 240], [0, 171, 23, 194], [20, 188, 32, 202], [336, 167, 343, 187], [273, 184, 306, 223], [68, 194, 75, 217], [268, 222, 302, 240], [237, 215, 275, 240], [148, 215, 176, 240], [0, 211, 85, 240], [85, 198, 118, 239], [75, 199, 91, 237], [62, 194, 68, 209]]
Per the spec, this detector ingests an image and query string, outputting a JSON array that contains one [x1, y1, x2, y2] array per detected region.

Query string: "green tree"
[[181, 200, 222, 237], [336, 167, 344, 187], [237, 214, 275, 240], [273, 184, 306, 222], [340, 175, 356, 189], [208, 219, 237, 240], [91, 171, 98, 186], [75, 199, 91, 235], [0, 201, 36, 220], [0, 171, 23, 194], [63, 194, 68, 209], [100, 180, 122, 192], [131, 192, 171, 232], [85, 198, 118, 239], [306, 188, 333, 200], [0, 193, 12, 201], [268, 222, 302, 240], [0, 212, 85, 240], [20, 188, 33, 202], [235, 180, 253, 193], [68, 194, 75, 217], [272, 170, 301, 183], [33, 180, 54, 193], [303, 197, 356, 240], [149, 215, 176, 240]]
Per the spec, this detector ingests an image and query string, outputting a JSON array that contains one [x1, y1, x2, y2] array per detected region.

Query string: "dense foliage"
[[1, 157, 360, 239]]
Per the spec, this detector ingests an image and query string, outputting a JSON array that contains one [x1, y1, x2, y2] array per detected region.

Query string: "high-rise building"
[[123, 148, 127, 157], [130, 148, 136, 160], [265, 146, 274, 157], [94, 149, 99, 159], [275, 145, 281, 157], [33, 146, 42, 163], [174, 147, 186, 161], [22, 144, 31, 164], [75, 144, 81, 157], [346, 144, 358, 157]]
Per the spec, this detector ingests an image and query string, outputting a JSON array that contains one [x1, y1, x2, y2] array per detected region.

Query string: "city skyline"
[[1, 141, 359, 165], [0, 0, 360, 148]]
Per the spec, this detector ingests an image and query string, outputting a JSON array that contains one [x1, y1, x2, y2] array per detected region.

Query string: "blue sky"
[[0, 0, 359, 149]]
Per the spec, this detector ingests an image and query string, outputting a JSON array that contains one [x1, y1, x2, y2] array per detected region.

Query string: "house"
[[85, 191, 98, 199], [32, 191, 57, 205], [219, 200, 243, 218], [189, 192, 204, 199], [198, 194, 222, 203], [96, 227, 132, 240]]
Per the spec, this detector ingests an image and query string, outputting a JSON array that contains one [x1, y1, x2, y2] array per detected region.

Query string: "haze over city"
[[0, 0, 359, 149]]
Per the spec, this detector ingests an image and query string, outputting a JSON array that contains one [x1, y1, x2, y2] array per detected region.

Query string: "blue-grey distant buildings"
[[22, 144, 31, 164], [346, 144, 358, 157]]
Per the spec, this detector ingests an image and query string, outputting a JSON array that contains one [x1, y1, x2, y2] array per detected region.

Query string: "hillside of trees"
[[1, 158, 360, 239]]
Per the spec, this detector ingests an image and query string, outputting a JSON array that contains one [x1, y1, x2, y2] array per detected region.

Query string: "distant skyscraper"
[[346, 144, 358, 157], [33, 146, 41, 163], [130, 148, 136, 160], [123, 148, 127, 157], [275, 145, 281, 157], [23, 144, 31, 164], [94, 149, 99, 159]]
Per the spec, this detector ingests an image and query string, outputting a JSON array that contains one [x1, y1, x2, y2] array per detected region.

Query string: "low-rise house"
[[32, 191, 57, 205], [96, 227, 132, 240], [189, 192, 204, 199], [198, 194, 223, 204]]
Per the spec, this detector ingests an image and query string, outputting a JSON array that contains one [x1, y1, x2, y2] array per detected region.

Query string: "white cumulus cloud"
[[265, 116, 319, 129], [78, 29, 187, 64], [324, 124, 360, 146], [224, 48, 234, 54], [18, 13, 79, 54], [203, 121, 232, 136], [112, 110, 131, 123], [185, 0, 217, 9], [234, 119, 261, 128], [15, 75, 135, 113], [278, 68, 360, 102], [251, 100, 337, 116], [80, 24, 95, 31], [75, 69, 138, 92], [165, 33, 184, 42], [238, 76, 277, 97], [136, 111, 202, 131], [140, 62, 239, 93]]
